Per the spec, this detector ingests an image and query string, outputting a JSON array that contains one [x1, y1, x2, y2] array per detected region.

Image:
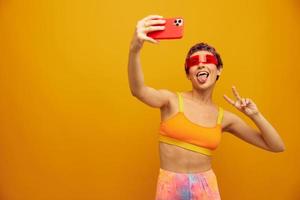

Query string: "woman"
[[128, 14, 285, 200]]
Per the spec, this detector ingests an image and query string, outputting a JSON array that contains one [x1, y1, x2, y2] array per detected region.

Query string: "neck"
[[189, 87, 214, 105]]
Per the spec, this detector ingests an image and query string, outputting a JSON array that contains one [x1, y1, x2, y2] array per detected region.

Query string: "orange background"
[[0, 0, 299, 199]]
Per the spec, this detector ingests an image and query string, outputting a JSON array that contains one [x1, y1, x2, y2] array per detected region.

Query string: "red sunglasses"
[[185, 54, 218, 70]]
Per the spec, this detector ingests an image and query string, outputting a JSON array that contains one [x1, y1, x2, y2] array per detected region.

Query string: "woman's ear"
[[216, 68, 222, 81], [217, 67, 223, 76]]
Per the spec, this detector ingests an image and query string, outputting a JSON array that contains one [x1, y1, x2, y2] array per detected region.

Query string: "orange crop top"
[[159, 92, 224, 156]]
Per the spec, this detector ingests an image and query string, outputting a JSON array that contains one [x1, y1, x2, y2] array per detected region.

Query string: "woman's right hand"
[[130, 15, 166, 52]]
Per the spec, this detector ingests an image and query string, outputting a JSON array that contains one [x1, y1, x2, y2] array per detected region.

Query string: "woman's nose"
[[197, 65, 205, 69]]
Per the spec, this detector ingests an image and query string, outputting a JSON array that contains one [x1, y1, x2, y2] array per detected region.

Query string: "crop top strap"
[[176, 92, 184, 112], [217, 107, 224, 125]]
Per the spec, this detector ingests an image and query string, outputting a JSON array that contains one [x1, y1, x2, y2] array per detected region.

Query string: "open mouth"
[[196, 71, 209, 78], [196, 71, 210, 84]]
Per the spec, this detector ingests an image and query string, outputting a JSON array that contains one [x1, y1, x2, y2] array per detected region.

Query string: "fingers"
[[135, 15, 165, 44], [137, 15, 164, 28], [143, 25, 165, 33], [240, 98, 252, 108], [224, 94, 245, 109], [143, 14, 164, 21], [243, 98, 250, 106], [245, 98, 250, 105], [135, 30, 160, 44], [223, 94, 235, 105], [142, 36, 159, 44], [232, 85, 242, 101], [225, 86, 252, 110], [144, 19, 166, 27], [241, 98, 246, 107]]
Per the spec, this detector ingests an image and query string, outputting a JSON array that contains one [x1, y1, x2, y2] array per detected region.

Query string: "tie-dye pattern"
[[155, 168, 221, 200]]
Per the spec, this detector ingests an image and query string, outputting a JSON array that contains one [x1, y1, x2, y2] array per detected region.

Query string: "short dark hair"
[[184, 42, 223, 75]]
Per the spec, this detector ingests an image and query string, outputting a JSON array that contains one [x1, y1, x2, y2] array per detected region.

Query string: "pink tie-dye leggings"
[[155, 168, 221, 200]]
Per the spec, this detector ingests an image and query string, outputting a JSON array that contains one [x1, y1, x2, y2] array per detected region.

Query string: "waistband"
[[159, 167, 214, 176]]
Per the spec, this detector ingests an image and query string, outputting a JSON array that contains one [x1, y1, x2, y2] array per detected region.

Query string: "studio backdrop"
[[0, 0, 299, 199]]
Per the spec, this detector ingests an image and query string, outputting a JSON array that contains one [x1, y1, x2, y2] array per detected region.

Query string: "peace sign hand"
[[223, 86, 260, 117]]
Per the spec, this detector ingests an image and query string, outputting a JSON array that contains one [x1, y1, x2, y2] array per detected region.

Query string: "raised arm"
[[128, 15, 173, 108], [223, 86, 285, 152]]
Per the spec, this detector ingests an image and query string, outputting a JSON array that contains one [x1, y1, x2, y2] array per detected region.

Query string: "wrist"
[[130, 38, 143, 53], [130, 45, 142, 54], [249, 111, 261, 120]]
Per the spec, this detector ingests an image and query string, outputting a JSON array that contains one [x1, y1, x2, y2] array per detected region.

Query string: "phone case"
[[147, 17, 184, 39]]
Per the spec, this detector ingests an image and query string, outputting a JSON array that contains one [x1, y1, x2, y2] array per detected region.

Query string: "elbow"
[[130, 88, 138, 97], [131, 90, 141, 97], [131, 90, 137, 97], [129, 86, 144, 97]]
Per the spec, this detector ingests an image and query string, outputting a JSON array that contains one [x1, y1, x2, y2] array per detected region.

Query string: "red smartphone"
[[147, 17, 184, 39]]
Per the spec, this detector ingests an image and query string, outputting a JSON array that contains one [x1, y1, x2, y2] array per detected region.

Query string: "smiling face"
[[186, 50, 222, 89]]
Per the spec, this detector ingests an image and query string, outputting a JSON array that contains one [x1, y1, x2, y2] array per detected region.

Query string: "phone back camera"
[[174, 19, 183, 26]]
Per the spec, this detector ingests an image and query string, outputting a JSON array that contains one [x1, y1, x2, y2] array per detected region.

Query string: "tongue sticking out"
[[197, 74, 208, 83]]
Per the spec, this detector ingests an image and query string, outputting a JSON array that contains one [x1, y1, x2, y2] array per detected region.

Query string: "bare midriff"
[[159, 142, 212, 173]]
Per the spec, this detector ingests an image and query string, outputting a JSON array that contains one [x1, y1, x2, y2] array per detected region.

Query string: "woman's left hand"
[[223, 86, 260, 117]]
